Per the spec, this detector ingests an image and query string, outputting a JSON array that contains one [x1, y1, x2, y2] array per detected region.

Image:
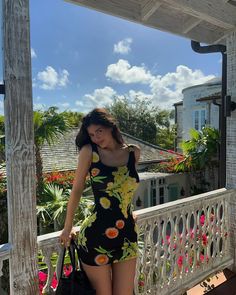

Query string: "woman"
[[59, 108, 140, 295]]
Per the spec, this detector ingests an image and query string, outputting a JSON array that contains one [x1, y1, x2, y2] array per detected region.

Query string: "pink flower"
[[190, 229, 195, 239], [64, 265, 72, 277], [200, 215, 205, 226], [177, 256, 183, 267], [202, 234, 208, 246], [51, 275, 58, 289], [38, 271, 47, 282]]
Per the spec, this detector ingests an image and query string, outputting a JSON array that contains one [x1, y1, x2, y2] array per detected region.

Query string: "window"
[[151, 179, 157, 206], [193, 109, 206, 131], [159, 187, 164, 204]]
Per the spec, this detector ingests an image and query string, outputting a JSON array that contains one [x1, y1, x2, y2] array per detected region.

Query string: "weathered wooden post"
[[226, 30, 236, 273], [2, 0, 39, 293]]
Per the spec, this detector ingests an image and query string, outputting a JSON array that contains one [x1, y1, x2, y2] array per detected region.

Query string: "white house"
[[174, 77, 221, 151], [133, 172, 189, 210]]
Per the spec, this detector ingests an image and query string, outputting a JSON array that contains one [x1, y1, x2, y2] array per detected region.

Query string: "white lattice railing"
[[135, 188, 234, 295], [0, 188, 235, 294]]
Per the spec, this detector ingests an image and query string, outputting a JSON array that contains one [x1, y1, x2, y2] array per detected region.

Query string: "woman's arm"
[[60, 144, 92, 245], [132, 144, 141, 165]]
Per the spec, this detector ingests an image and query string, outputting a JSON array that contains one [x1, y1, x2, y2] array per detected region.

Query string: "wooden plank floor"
[[207, 274, 236, 295], [187, 269, 236, 295]]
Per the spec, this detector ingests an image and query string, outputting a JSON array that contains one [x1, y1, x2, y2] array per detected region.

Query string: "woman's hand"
[[59, 227, 77, 247]]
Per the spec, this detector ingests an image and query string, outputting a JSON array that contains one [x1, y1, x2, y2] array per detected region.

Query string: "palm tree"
[[34, 106, 71, 197], [37, 183, 94, 234], [175, 127, 220, 193], [176, 127, 219, 171]]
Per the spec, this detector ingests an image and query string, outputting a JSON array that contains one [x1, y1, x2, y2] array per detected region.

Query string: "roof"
[[139, 171, 173, 180], [173, 101, 183, 106], [182, 76, 221, 93], [65, 0, 236, 44], [41, 128, 177, 172], [196, 92, 221, 102]]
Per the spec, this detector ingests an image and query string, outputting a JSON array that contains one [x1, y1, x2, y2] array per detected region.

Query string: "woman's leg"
[[81, 261, 112, 295], [111, 258, 137, 295]]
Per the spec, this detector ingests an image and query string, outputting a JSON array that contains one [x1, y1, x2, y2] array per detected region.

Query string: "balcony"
[[0, 188, 234, 294]]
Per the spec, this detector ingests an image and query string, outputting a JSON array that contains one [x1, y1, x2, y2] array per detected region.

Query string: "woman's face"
[[87, 124, 113, 147]]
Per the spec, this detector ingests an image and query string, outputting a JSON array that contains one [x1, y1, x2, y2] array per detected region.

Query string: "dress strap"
[[127, 144, 136, 167], [91, 143, 99, 152]]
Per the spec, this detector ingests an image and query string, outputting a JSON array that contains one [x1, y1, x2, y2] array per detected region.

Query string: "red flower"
[[38, 271, 47, 282], [200, 214, 205, 226], [202, 234, 208, 246], [177, 256, 183, 267]]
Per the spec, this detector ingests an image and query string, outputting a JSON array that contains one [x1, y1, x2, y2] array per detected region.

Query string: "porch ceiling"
[[65, 0, 236, 44]]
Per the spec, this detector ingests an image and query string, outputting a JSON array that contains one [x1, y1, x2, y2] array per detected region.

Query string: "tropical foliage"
[[34, 106, 71, 196], [154, 127, 220, 194], [155, 127, 219, 173], [37, 171, 94, 234]]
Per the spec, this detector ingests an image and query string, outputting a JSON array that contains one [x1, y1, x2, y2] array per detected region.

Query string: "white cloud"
[[37, 66, 69, 90], [106, 59, 153, 84], [149, 65, 215, 108], [114, 38, 132, 55], [57, 102, 70, 108], [127, 90, 153, 101], [75, 86, 117, 112], [33, 103, 47, 111], [84, 86, 116, 104], [31, 48, 37, 58], [105, 61, 215, 109], [75, 100, 84, 107]]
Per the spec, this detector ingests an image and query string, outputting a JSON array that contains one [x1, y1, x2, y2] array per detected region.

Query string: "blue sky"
[[0, 0, 222, 114]]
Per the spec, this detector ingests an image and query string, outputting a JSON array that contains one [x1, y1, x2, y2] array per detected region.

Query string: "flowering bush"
[[156, 150, 186, 173], [38, 265, 72, 294], [43, 170, 75, 190]]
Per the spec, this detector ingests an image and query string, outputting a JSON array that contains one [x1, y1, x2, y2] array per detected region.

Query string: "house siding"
[[182, 83, 221, 141]]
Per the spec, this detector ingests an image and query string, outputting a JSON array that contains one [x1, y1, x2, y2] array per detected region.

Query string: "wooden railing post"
[[2, 0, 39, 294]]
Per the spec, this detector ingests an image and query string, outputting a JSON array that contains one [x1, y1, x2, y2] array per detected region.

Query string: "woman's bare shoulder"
[[78, 144, 93, 159]]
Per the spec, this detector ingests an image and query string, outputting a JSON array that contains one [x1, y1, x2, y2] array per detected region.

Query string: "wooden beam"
[[66, 0, 141, 22], [162, 0, 236, 30], [141, 0, 162, 21], [182, 17, 202, 34], [2, 0, 39, 294], [145, 5, 227, 44], [212, 28, 236, 44]]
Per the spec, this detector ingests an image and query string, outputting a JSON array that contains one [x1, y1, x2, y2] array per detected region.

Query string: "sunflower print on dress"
[[105, 166, 139, 218]]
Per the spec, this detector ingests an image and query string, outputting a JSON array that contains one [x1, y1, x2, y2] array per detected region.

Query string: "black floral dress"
[[77, 143, 140, 266]]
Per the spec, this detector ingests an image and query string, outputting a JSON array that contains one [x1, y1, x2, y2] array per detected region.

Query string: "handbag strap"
[[59, 241, 76, 278], [71, 239, 86, 272]]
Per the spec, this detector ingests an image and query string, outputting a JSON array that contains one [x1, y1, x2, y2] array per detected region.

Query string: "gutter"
[[191, 41, 226, 188]]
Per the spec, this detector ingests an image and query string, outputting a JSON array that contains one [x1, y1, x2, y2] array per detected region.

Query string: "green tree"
[[107, 96, 175, 147], [34, 106, 71, 196], [61, 110, 83, 127]]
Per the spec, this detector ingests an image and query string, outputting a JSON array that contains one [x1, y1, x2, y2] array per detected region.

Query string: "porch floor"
[[187, 268, 236, 295]]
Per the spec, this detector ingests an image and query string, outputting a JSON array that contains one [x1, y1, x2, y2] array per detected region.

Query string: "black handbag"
[[55, 239, 96, 295]]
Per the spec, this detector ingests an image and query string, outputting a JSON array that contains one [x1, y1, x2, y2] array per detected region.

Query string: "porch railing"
[[0, 188, 234, 294]]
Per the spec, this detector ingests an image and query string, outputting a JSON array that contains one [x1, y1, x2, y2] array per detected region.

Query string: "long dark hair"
[[75, 108, 124, 150]]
